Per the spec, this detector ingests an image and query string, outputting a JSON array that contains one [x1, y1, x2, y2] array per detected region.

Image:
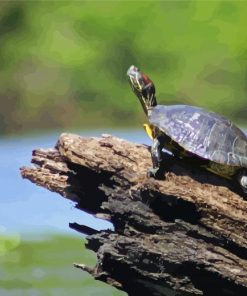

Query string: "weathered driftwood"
[[20, 133, 247, 296]]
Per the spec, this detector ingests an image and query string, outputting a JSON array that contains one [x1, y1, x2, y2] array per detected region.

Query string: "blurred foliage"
[[0, 0, 247, 136], [0, 234, 125, 296]]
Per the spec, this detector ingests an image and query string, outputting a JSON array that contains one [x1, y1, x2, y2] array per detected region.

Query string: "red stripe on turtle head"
[[141, 72, 153, 87]]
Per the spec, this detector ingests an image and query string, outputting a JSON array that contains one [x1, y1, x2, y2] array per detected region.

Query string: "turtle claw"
[[147, 167, 164, 180]]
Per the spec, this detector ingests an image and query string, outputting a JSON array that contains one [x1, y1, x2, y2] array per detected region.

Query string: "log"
[[20, 133, 247, 296]]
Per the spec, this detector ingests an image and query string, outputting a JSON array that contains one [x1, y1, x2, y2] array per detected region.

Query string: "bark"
[[20, 133, 247, 296]]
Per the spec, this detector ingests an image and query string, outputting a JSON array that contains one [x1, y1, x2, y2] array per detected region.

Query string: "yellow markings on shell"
[[143, 123, 155, 140], [143, 123, 185, 153], [202, 163, 236, 180], [205, 167, 230, 179]]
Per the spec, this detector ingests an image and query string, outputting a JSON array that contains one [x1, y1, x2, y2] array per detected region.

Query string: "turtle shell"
[[149, 105, 247, 167]]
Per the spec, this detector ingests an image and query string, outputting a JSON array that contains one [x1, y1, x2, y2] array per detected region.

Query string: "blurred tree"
[[0, 0, 246, 136]]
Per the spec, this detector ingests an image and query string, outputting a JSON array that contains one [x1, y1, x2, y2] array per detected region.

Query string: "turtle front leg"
[[148, 137, 163, 179], [237, 170, 247, 195]]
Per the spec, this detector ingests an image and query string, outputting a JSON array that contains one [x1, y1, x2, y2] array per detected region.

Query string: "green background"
[[1, 0, 247, 136], [0, 234, 125, 295]]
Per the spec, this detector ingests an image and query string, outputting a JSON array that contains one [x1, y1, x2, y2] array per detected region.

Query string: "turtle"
[[127, 65, 247, 194]]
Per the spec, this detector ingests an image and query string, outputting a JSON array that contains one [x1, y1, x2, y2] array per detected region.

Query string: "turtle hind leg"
[[237, 170, 247, 195]]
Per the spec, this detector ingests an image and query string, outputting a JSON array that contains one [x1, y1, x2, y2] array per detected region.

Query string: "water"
[[0, 129, 147, 296], [0, 129, 149, 238]]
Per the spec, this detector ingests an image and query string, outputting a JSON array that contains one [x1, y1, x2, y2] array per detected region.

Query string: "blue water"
[[0, 129, 149, 238], [2, 127, 247, 238]]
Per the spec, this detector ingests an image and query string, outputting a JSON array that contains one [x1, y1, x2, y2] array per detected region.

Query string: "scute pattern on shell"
[[149, 105, 247, 167]]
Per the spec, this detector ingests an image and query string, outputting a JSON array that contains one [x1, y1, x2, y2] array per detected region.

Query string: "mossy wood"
[[20, 133, 247, 296]]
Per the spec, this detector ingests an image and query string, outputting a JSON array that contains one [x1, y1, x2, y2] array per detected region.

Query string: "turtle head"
[[127, 65, 157, 115]]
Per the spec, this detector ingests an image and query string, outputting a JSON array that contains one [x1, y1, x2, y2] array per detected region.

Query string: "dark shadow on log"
[[141, 189, 202, 223], [66, 162, 115, 214]]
